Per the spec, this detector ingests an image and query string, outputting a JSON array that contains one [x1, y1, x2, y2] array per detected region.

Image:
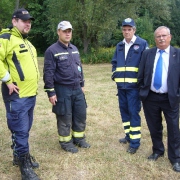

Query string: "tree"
[[0, 0, 14, 29], [136, 12, 154, 46], [167, 0, 180, 46], [26, 0, 49, 55], [0, 0, 38, 29], [45, 0, 171, 54], [15, 0, 20, 10], [0, 0, 173, 54]]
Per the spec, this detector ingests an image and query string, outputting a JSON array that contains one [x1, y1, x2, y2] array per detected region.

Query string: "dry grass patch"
[[0, 58, 180, 180]]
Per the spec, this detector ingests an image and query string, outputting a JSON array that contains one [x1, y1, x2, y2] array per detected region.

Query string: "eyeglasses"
[[155, 34, 170, 39]]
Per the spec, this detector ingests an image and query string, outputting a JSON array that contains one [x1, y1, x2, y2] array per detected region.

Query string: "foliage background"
[[0, 0, 180, 59]]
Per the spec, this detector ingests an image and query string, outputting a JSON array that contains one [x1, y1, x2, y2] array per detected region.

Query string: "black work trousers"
[[53, 84, 87, 142]]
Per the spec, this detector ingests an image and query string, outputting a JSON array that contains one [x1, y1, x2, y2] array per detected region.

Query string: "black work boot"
[[18, 153, 40, 180], [60, 140, 78, 153], [73, 137, 91, 148], [119, 137, 130, 144], [13, 154, 39, 169]]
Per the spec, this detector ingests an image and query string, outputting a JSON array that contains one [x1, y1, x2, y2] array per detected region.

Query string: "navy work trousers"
[[5, 96, 36, 157], [118, 89, 141, 149]]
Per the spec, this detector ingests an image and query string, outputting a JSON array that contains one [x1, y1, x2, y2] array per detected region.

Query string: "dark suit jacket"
[[137, 46, 180, 108]]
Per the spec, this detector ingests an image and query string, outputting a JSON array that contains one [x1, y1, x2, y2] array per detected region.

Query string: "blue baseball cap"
[[122, 18, 136, 27]]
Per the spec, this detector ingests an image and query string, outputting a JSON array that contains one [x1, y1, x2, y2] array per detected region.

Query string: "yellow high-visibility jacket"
[[0, 27, 40, 101]]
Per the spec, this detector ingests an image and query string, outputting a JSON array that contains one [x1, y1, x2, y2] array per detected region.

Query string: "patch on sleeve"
[[19, 44, 25, 48]]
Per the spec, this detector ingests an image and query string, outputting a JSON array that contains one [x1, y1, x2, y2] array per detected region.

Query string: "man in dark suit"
[[137, 26, 180, 172]]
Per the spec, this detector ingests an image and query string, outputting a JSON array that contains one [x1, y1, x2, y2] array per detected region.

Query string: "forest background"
[[1, 0, 180, 63]]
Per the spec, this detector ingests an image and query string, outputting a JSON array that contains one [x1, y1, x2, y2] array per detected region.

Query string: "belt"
[[150, 90, 168, 95]]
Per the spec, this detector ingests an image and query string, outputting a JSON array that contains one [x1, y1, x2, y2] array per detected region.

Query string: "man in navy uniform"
[[111, 18, 148, 154], [43, 21, 90, 153]]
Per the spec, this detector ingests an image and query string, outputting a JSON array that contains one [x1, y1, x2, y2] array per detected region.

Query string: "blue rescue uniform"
[[111, 36, 148, 149]]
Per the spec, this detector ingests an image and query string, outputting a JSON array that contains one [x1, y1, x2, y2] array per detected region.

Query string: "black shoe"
[[172, 162, 180, 172], [148, 153, 164, 161], [126, 147, 137, 154], [74, 139, 91, 148], [119, 138, 130, 144], [60, 141, 78, 153], [13, 154, 39, 169]]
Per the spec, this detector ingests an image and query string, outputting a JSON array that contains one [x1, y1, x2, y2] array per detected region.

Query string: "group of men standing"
[[0, 7, 180, 180]]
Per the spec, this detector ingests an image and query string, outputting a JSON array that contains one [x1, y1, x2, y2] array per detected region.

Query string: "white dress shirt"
[[151, 46, 170, 93], [123, 35, 137, 60]]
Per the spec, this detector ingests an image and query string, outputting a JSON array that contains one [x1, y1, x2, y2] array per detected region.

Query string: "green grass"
[[0, 58, 180, 180]]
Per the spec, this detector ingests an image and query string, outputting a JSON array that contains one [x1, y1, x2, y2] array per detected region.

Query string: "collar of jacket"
[[11, 27, 28, 39], [118, 35, 142, 47], [58, 40, 73, 49]]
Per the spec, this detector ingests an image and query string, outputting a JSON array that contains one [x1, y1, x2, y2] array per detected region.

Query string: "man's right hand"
[[7, 83, 19, 95], [49, 95, 57, 105]]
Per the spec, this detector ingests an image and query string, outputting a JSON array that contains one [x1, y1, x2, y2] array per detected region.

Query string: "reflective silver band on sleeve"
[[1, 71, 10, 82]]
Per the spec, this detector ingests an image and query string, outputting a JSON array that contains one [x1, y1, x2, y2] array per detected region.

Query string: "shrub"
[[81, 47, 115, 64]]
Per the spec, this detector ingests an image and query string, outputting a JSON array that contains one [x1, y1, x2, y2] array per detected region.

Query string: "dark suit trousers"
[[142, 91, 180, 163]]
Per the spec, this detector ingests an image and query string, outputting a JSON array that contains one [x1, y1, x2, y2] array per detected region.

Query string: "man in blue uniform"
[[111, 18, 148, 154], [43, 21, 90, 153]]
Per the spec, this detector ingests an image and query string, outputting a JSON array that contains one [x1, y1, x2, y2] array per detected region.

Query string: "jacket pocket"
[[52, 98, 65, 115]]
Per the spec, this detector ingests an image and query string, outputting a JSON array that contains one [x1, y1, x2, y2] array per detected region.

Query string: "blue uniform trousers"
[[5, 96, 36, 157], [118, 89, 141, 149]]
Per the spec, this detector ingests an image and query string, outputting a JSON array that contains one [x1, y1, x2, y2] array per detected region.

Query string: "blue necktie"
[[153, 50, 165, 90]]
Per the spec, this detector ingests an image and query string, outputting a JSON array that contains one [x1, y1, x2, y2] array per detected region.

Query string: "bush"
[[81, 47, 115, 64]]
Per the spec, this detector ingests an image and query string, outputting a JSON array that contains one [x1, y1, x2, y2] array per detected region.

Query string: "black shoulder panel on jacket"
[[0, 33, 11, 40]]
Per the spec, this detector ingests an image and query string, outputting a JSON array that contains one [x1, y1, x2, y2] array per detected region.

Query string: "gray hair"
[[154, 26, 170, 37]]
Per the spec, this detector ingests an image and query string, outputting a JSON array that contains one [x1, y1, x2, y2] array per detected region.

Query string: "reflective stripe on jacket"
[[111, 36, 148, 89]]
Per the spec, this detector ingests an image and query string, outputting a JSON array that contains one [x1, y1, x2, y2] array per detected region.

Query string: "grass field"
[[0, 58, 180, 180]]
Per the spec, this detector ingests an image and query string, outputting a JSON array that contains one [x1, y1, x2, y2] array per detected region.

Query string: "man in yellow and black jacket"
[[0, 8, 40, 180], [111, 18, 148, 154]]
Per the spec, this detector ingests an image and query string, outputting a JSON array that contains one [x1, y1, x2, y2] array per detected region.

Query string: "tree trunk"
[[83, 39, 89, 54], [15, 0, 19, 10], [82, 21, 91, 54]]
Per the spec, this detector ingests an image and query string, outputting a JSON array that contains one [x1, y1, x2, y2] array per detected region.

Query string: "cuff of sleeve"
[[47, 91, 56, 98]]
